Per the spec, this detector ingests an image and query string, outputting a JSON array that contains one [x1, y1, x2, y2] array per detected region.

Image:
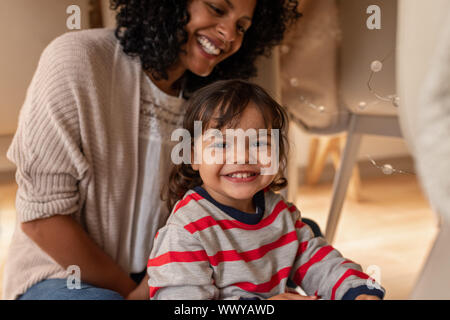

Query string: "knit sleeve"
[[289, 205, 385, 300], [6, 33, 91, 222], [147, 224, 219, 300]]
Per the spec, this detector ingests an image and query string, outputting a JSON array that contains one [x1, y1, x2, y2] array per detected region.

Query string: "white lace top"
[[130, 74, 185, 272]]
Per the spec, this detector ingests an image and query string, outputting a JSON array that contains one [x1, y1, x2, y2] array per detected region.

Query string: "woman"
[[3, 0, 306, 300]]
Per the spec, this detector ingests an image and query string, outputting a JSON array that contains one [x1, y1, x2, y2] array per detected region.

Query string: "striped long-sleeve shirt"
[[147, 186, 385, 300]]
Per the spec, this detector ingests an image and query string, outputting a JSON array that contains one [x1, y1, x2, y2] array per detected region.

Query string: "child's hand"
[[355, 294, 381, 300], [126, 274, 150, 300], [268, 292, 319, 300]]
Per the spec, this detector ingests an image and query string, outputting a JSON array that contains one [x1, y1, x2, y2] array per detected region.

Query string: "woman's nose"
[[217, 20, 237, 44]]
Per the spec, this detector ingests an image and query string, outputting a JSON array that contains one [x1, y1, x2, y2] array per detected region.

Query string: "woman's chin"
[[190, 67, 214, 77], [187, 60, 216, 77]]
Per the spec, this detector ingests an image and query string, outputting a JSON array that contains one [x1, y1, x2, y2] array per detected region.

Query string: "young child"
[[147, 80, 385, 300]]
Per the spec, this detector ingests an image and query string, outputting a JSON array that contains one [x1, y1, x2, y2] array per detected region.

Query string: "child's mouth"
[[223, 171, 259, 183]]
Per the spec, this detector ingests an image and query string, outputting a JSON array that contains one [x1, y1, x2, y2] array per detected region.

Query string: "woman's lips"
[[196, 40, 220, 60]]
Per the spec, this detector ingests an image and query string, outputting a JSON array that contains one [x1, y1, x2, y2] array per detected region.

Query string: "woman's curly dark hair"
[[110, 0, 301, 95]]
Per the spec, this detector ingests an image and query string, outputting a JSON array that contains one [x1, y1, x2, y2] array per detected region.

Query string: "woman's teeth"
[[227, 172, 257, 178], [197, 36, 220, 56]]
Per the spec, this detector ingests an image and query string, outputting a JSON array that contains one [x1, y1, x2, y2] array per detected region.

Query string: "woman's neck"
[[145, 63, 186, 97]]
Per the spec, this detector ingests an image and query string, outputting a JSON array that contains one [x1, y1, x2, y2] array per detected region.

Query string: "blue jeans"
[[18, 220, 322, 299], [18, 279, 124, 300]]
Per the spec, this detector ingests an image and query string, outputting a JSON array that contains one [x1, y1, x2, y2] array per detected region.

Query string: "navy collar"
[[193, 186, 265, 225]]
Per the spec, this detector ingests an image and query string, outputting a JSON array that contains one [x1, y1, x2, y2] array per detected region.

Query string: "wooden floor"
[[0, 174, 18, 296], [0, 173, 438, 299], [296, 174, 438, 300]]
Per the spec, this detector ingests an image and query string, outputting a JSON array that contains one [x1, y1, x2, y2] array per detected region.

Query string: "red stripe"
[[341, 260, 354, 265], [288, 205, 297, 213], [148, 250, 208, 267], [314, 290, 321, 299], [297, 241, 309, 257], [149, 286, 161, 298], [293, 245, 334, 284], [148, 231, 298, 268], [184, 216, 219, 233], [173, 193, 204, 213], [184, 199, 288, 233], [331, 269, 370, 300], [232, 266, 291, 293], [208, 231, 298, 266], [295, 220, 306, 229]]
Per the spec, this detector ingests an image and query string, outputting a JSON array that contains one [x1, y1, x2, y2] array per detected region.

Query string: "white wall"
[[101, 0, 116, 29], [0, 0, 91, 170]]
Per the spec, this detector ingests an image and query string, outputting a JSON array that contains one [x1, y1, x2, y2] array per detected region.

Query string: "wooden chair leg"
[[306, 137, 339, 185], [330, 136, 362, 201], [305, 137, 319, 185]]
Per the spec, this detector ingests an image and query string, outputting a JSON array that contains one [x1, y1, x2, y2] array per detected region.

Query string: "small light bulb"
[[381, 164, 394, 175], [317, 106, 325, 113], [392, 96, 400, 107], [290, 77, 299, 87], [358, 101, 367, 110], [371, 60, 383, 73]]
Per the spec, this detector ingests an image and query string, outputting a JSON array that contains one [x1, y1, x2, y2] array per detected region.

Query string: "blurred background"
[[0, 0, 442, 299]]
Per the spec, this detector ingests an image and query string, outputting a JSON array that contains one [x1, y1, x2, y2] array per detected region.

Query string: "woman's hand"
[[21, 215, 137, 298], [126, 274, 150, 300]]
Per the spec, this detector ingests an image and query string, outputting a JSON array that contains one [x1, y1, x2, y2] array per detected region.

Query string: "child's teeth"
[[230, 173, 255, 178]]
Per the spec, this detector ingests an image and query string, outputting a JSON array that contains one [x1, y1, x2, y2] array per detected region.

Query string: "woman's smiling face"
[[180, 0, 257, 77]]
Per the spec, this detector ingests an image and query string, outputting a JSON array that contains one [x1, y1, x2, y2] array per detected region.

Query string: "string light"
[[358, 101, 368, 110], [367, 155, 414, 176], [367, 51, 400, 108], [290, 77, 299, 87], [299, 96, 327, 113], [370, 60, 383, 73], [286, 51, 399, 116]]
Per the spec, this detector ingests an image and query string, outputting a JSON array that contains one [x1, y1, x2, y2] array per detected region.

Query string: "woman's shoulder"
[[46, 28, 117, 54], [40, 28, 131, 71]]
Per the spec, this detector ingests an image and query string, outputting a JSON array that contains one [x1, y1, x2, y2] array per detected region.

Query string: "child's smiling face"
[[191, 101, 276, 213]]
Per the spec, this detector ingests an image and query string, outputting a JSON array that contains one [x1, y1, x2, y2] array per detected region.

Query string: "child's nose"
[[235, 145, 250, 164], [233, 142, 259, 165]]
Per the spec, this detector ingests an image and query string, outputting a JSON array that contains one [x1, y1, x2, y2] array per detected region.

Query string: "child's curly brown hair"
[[162, 79, 290, 212]]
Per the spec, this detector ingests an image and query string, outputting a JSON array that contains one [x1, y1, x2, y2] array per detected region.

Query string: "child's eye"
[[252, 141, 268, 148], [211, 142, 227, 148]]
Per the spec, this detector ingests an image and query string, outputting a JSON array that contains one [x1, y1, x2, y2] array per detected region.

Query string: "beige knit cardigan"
[[3, 28, 148, 299]]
